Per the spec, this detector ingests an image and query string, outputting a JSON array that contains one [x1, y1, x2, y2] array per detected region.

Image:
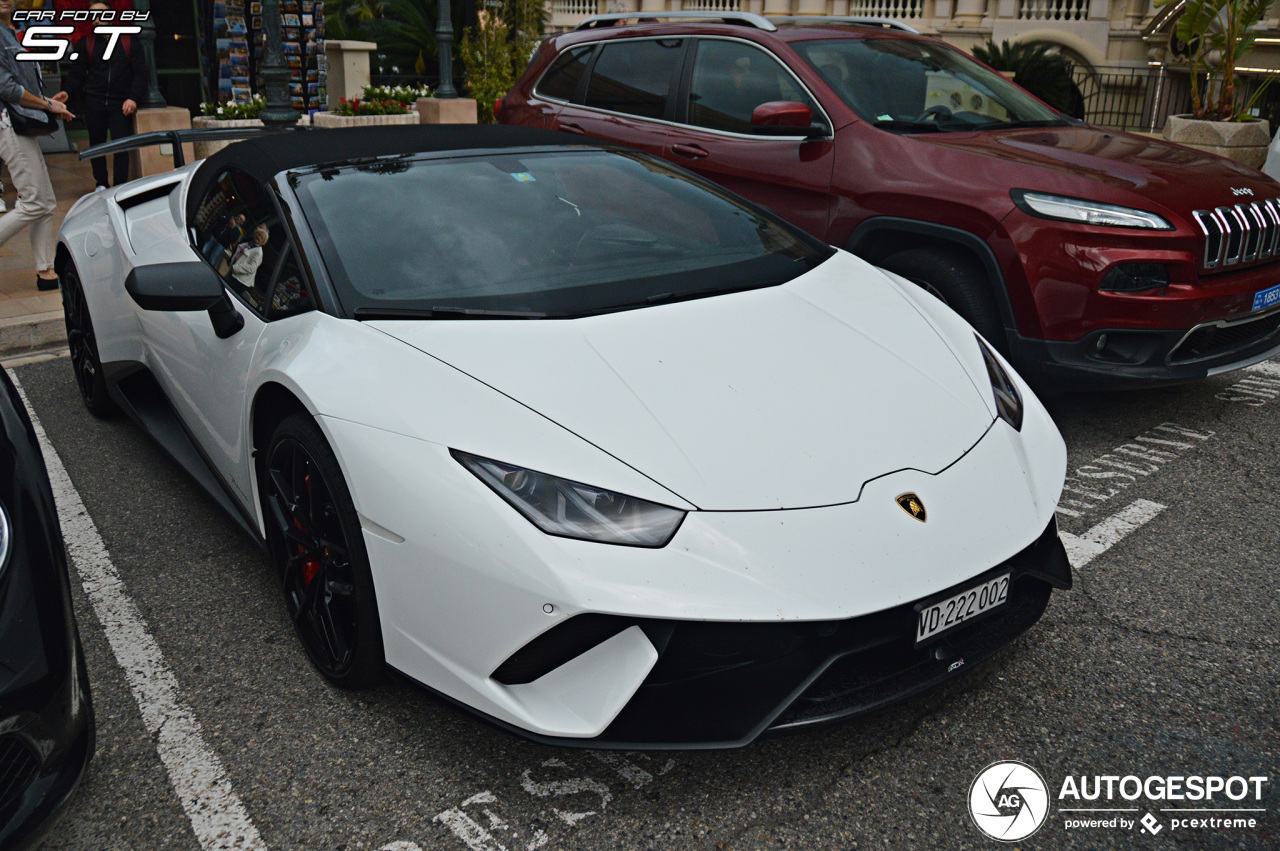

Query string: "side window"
[[688, 40, 816, 134], [192, 168, 302, 318], [535, 46, 591, 102], [583, 39, 683, 119], [267, 247, 316, 320]]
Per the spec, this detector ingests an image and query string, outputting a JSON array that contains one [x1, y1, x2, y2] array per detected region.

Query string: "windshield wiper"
[[354, 306, 547, 320], [871, 120, 945, 133], [981, 118, 1070, 131]]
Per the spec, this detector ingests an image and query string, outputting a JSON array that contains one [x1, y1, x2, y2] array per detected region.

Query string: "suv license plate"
[[1252, 282, 1280, 312], [916, 573, 1010, 645]]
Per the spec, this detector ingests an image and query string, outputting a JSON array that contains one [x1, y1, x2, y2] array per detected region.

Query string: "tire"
[[879, 248, 1007, 353], [60, 261, 118, 418], [262, 413, 385, 689]]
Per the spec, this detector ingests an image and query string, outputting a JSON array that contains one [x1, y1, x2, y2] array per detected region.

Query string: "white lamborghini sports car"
[[57, 126, 1071, 748]]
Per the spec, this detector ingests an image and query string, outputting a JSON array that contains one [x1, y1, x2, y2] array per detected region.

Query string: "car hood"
[[367, 253, 996, 511], [916, 125, 1278, 214]]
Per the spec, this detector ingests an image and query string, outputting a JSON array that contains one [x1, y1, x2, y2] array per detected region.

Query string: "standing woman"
[[64, 1, 145, 189], [0, 0, 74, 291]]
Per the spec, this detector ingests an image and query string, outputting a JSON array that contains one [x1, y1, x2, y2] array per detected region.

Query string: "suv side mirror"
[[125, 261, 244, 338], [750, 101, 829, 140]]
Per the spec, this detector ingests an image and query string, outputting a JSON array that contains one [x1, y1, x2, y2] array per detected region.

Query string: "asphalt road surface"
[[9, 352, 1279, 851]]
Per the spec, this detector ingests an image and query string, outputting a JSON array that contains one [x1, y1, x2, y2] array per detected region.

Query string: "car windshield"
[[791, 38, 1066, 133], [292, 148, 832, 318]]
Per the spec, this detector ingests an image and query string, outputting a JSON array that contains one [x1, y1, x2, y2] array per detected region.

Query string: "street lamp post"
[[436, 0, 457, 98], [259, 0, 300, 126], [134, 0, 166, 108]]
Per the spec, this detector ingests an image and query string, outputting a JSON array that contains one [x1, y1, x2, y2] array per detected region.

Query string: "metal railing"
[[684, 0, 743, 11], [847, 0, 926, 18], [1018, 0, 1089, 20]]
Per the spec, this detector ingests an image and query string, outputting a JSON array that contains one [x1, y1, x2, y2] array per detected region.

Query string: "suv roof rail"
[[773, 16, 922, 34], [575, 11, 777, 32]]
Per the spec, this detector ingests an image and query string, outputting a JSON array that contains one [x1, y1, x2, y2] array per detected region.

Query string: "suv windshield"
[[294, 149, 832, 319], [792, 38, 1065, 132]]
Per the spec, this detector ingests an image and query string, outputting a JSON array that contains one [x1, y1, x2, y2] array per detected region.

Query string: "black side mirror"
[[125, 261, 244, 338], [126, 262, 224, 311]]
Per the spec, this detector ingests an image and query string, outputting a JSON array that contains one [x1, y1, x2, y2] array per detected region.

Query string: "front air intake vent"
[[0, 734, 39, 813]]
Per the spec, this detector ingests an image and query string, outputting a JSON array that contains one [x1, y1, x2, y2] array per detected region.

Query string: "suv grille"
[[0, 734, 39, 813], [1194, 200, 1280, 270]]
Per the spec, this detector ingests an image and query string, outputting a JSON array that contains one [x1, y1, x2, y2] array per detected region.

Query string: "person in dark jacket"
[[63, 2, 147, 189]]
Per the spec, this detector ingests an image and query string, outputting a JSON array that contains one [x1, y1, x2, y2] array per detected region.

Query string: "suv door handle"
[[558, 122, 586, 135], [672, 143, 708, 159]]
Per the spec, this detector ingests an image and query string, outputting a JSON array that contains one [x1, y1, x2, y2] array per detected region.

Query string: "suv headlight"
[[452, 451, 686, 547], [1012, 190, 1173, 230], [977, 336, 1023, 431]]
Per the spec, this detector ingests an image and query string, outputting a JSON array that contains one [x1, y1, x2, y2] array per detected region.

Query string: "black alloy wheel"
[[263, 413, 384, 688], [879, 247, 1008, 354], [60, 262, 117, 417]]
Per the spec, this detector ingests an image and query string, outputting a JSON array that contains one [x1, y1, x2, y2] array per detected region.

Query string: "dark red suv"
[[499, 13, 1280, 390]]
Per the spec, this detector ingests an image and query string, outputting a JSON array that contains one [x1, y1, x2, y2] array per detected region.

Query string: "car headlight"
[[452, 450, 686, 547], [0, 500, 10, 575], [1012, 190, 1173, 230], [977, 336, 1023, 431]]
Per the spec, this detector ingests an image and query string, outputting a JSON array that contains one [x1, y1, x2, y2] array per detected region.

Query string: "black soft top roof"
[[187, 124, 590, 221]]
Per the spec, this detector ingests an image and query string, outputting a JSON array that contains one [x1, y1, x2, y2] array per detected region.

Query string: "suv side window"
[[535, 45, 592, 102], [583, 39, 683, 119], [192, 167, 313, 320], [688, 40, 816, 134]]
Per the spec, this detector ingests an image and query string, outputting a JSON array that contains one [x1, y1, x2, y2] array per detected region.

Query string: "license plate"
[[1252, 282, 1280, 312], [916, 573, 1010, 645]]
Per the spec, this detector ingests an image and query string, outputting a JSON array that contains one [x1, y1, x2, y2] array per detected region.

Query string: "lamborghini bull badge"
[[896, 493, 927, 522]]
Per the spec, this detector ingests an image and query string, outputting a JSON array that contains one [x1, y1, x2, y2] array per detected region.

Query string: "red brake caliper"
[[296, 473, 322, 586]]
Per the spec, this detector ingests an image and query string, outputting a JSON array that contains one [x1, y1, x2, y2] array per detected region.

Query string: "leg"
[[85, 108, 111, 188], [0, 127, 59, 283], [108, 109, 134, 186]]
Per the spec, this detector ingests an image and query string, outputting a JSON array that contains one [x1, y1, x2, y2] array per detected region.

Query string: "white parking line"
[[8, 371, 267, 851], [1059, 499, 1166, 568]]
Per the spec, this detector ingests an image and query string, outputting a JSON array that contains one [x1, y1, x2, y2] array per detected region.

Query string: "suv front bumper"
[[1010, 305, 1280, 392]]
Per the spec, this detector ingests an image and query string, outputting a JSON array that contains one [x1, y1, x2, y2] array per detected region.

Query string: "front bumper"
[[325, 362, 1067, 746], [470, 519, 1070, 749], [1010, 306, 1280, 392]]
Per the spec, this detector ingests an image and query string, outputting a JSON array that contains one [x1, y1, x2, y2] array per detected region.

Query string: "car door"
[[551, 36, 685, 157], [138, 167, 303, 508], [665, 37, 838, 242]]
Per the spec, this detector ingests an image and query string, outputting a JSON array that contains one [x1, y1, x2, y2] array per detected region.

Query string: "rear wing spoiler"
[[80, 125, 310, 169]]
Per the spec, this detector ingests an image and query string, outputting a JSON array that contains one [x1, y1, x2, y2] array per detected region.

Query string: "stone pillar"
[[950, 0, 986, 26], [324, 40, 378, 103], [130, 107, 195, 177]]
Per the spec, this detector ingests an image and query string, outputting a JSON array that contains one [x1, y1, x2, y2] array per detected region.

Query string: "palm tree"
[[972, 40, 1086, 118]]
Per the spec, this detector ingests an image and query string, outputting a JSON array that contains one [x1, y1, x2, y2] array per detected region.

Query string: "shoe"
[[36, 276, 58, 291], [95, 185, 107, 192]]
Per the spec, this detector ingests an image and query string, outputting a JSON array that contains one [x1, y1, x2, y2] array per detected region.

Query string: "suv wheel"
[[880, 248, 1006, 352]]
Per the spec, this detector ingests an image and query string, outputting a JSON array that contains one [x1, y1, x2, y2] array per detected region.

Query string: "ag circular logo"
[[968, 760, 1050, 842]]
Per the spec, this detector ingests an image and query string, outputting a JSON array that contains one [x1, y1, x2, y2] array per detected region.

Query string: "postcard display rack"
[[207, 1, 326, 112]]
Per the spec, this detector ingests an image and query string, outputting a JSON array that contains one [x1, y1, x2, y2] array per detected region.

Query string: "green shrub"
[[333, 97, 415, 116], [460, 11, 517, 124]]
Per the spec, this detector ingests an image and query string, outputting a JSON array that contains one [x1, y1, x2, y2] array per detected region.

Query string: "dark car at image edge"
[[499, 12, 1280, 391], [0, 369, 95, 850]]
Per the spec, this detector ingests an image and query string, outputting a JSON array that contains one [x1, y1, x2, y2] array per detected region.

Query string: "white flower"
[[217, 106, 224, 114]]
